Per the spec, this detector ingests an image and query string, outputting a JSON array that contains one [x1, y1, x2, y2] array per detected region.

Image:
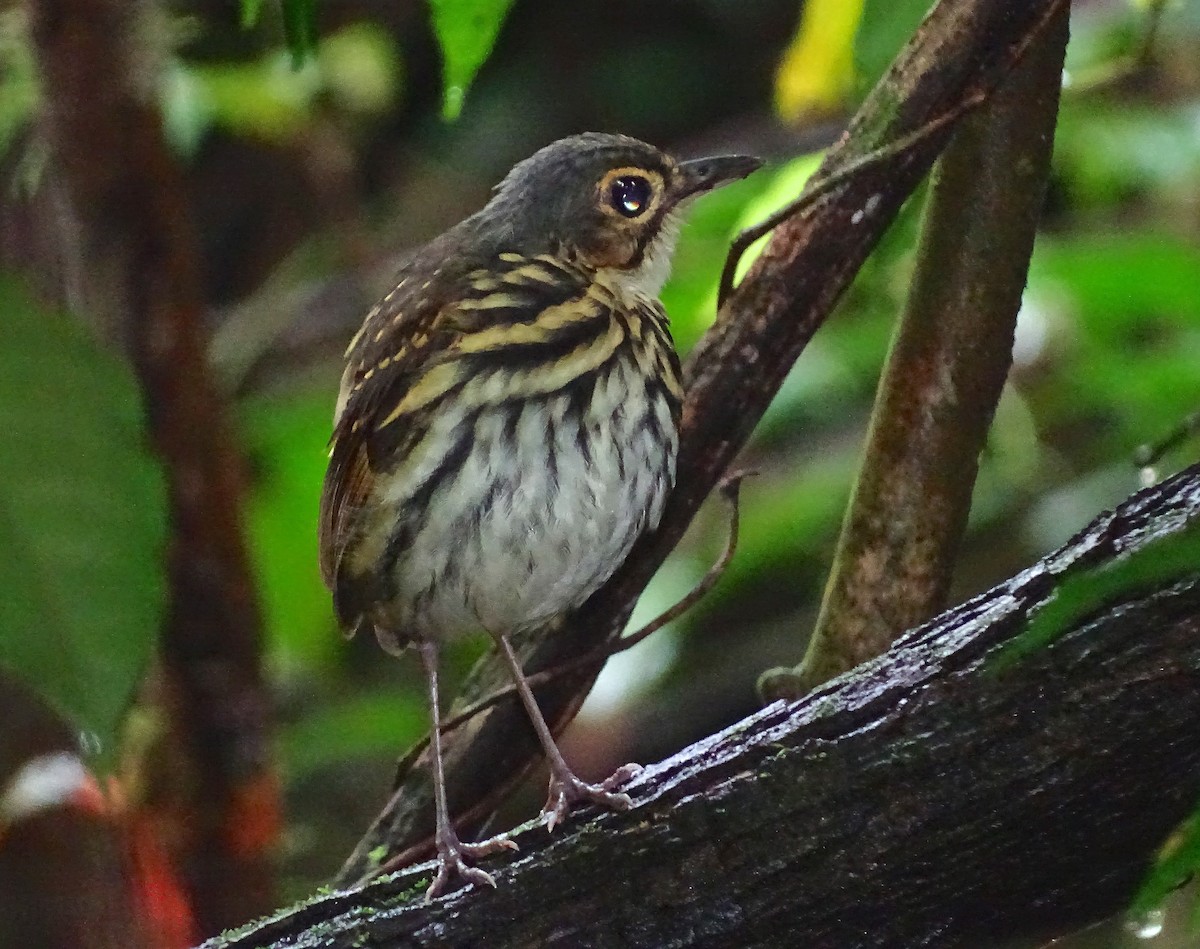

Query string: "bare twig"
[[716, 102, 980, 309]]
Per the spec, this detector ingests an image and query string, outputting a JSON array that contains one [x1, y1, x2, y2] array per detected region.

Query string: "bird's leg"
[[492, 631, 640, 832], [416, 639, 516, 899]]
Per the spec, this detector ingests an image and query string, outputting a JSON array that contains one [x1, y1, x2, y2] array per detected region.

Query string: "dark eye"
[[608, 175, 652, 218]]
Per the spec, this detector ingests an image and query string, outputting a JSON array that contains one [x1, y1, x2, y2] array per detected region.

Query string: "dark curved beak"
[[675, 153, 763, 199]]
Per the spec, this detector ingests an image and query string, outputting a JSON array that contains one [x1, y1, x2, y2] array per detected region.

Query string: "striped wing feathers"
[[318, 253, 623, 620]]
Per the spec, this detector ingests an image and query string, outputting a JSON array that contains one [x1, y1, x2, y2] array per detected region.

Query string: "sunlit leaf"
[[775, 0, 865, 121], [0, 275, 167, 756], [163, 24, 402, 155], [661, 155, 818, 354], [319, 22, 404, 116], [428, 0, 516, 120], [661, 173, 773, 354]]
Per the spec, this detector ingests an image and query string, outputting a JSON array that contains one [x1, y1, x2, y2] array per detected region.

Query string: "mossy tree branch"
[[211, 465, 1200, 948]]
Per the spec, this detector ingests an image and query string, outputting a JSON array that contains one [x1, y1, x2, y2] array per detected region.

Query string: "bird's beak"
[[674, 153, 763, 199]]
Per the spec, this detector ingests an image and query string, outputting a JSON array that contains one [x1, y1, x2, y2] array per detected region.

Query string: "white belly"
[[382, 356, 677, 642]]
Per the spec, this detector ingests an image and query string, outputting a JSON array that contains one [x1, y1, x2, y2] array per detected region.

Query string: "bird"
[[318, 131, 761, 897]]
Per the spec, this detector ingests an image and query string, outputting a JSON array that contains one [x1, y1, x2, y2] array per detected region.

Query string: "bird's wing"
[[317, 252, 593, 630]]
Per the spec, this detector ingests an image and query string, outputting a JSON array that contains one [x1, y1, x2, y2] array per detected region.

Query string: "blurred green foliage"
[[1132, 806, 1200, 931], [2, 0, 1198, 937], [0, 276, 167, 760], [854, 0, 930, 93], [164, 22, 404, 155]]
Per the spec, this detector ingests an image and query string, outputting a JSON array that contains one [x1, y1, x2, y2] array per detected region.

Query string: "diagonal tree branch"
[[338, 0, 1072, 883], [210, 464, 1200, 949]]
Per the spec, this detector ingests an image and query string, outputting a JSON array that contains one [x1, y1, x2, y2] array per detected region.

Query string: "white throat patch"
[[603, 209, 683, 299]]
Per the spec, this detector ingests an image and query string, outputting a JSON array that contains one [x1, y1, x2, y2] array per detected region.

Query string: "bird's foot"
[[543, 762, 642, 832], [425, 831, 518, 900]]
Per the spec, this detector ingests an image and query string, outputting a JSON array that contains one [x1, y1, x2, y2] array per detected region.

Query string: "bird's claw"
[[543, 762, 641, 832], [425, 833, 518, 900]]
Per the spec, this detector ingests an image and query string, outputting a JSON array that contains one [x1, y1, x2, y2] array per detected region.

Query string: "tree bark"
[[207, 464, 1200, 949]]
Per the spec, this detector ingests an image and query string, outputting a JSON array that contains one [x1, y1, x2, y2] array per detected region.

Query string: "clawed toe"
[[600, 762, 642, 791], [425, 832, 518, 900], [459, 833, 519, 859], [427, 857, 495, 901], [543, 763, 640, 832]]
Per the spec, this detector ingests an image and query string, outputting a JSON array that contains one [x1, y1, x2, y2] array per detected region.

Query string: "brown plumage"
[[319, 132, 760, 897]]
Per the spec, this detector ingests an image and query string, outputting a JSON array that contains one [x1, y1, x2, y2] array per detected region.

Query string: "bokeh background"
[[1, 0, 1199, 945]]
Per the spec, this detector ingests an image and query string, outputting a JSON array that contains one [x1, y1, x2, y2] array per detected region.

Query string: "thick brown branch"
[[210, 466, 1200, 949], [339, 0, 1070, 882]]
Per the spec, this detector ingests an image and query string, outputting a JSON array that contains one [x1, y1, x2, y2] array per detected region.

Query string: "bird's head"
[[479, 132, 762, 296]]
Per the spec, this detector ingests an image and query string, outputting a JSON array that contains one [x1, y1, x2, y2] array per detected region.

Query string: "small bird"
[[319, 132, 761, 897]]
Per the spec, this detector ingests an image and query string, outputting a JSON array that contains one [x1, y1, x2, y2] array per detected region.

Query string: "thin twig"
[[1135, 411, 1200, 469], [716, 105, 978, 308]]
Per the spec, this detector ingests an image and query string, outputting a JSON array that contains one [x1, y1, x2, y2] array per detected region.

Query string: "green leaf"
[[0, 10, 39, 163], [853, 0, 932, 94], [282, 0, 319, 67], [660, 153, 819, 354], [1130, 804, 1200, 927], [0, 275, 167, 757], [991, 521, 1200, 671], [1053, 101, 1200, 209], [428, 0, 516, 120], [240, 390, 336, 671], [240, 0, 266, 28], [774, 0, 865, 120], [281, 689, 426, 778], [1026, 232, 1200, 457]]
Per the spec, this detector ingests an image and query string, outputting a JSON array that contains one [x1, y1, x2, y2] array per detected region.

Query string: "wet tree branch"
[[211, 464, 1200, 948]]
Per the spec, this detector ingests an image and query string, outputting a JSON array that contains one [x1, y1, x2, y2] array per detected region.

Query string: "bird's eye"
[[608, 175, 653, 218]]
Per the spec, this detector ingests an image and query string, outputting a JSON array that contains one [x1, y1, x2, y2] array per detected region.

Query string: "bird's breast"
[[365, 338, 679, 645]]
